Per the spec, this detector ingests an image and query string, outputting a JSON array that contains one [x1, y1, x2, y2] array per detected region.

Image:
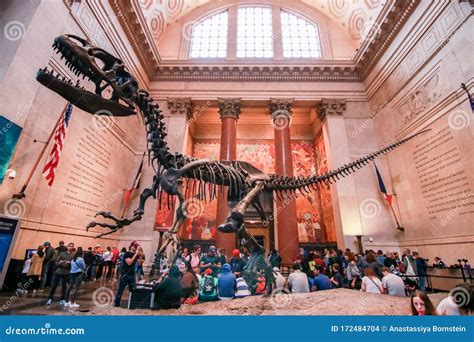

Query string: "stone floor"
[[0, 279, 448, 316]]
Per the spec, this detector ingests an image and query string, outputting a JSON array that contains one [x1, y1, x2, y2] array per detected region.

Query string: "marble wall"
[[364, 1, 474, 264], [0, 1, 151, 261]]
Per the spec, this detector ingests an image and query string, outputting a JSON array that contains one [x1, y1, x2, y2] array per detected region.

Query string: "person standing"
[[114, 241, 143, 307], [189, 245, 201, 273], [27, 246, 45, 293], [65, 247, 86, 308], [55, 241, 67, 254], [402, 248, 418, 287], [413, 252, 428, 291], [200, 245, 221, 275], [101, 247, 113, 280], [269, 250, 282, 269], [46, 242, 75, 306], [40, 242, 56, 289]]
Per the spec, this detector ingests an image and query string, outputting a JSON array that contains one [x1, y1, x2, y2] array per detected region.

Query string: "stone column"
[[215, 98, 241, 256], [317, 99, 364, 250], [269, 98, 298, 264]]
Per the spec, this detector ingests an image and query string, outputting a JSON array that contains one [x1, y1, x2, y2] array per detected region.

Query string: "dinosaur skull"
[[36, 34, 138, 116]]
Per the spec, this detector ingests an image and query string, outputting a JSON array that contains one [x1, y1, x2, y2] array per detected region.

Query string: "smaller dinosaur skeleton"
[[37, 34, 430, 294]]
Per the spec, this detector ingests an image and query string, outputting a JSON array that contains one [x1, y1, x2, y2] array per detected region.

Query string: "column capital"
[[218, 98, 241, 120], [317, 98, 347, 121], [167, 97, 193, 120], [269, 98, 294, 119]]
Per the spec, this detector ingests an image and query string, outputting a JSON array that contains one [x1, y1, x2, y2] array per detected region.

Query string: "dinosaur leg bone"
[[217, 181, 264, 233]]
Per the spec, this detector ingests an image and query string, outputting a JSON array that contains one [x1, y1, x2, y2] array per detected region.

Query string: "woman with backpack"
[[65, 247, 86, 308]]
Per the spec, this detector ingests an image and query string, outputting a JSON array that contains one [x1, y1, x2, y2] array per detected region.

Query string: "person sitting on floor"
[[217, 263, 236, 300], [312, 265, 332, 291], [152, 265, 183, 310], [288, 262, 309, 293], [273, 267, 286, 292], [198, 268, 218, 302], [181, 261, 200, 305], [235, 277, 251, 298]]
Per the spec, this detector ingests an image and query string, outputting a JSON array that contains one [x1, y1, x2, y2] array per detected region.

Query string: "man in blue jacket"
[[217, 263, 236, 300]]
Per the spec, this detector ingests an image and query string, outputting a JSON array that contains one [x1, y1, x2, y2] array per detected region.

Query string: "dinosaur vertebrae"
[[263, 130, 428, 195]]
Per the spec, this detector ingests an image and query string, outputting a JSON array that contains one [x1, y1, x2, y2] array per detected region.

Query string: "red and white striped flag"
[[42, 103, 74, 186]]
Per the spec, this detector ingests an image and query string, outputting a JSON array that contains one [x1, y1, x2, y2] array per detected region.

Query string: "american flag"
[[42, 103, 73, 186]]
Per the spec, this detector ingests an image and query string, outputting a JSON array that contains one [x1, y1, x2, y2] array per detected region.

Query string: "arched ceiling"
[[138, 0, 386, 44], [111, 0, 420, 81]]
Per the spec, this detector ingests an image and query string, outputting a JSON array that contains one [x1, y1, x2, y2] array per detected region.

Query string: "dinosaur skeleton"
[[37, 34, 429, 294]]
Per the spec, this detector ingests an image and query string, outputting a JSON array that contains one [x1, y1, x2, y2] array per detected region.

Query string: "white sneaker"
[[64, 301, 71, 307], [70, 303, 80, 308], [46, 299, 52, 306], [59, 300, 65, 305]]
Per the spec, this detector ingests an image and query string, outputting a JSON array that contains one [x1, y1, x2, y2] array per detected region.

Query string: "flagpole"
[[12, 103, 69, 199], [389, 201, 404, 231]]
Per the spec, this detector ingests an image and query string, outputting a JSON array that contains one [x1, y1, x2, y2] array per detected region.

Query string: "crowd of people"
[[16, 241, 473, 315], [17, 240, 141, 309]]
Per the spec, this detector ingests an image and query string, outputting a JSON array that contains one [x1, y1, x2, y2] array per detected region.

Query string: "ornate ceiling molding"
[[354, 0, 421, 79], [109, 0, 159, 77], [110, 0, 420, 82], [154, 65, 361, 82]]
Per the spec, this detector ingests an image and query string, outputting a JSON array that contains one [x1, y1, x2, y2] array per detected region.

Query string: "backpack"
[[202, 276, 216, 295]]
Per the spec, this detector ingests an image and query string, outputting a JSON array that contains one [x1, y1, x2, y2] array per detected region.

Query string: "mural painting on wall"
[[180, 141, 330, 242], [237, 143, 275, 174], [292, 142, 322, 243], [155, 192, 174, 231], [314, 133, 336, 242]]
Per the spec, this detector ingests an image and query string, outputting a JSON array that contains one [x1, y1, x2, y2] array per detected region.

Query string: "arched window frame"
[[186, 4, 326, 61]]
